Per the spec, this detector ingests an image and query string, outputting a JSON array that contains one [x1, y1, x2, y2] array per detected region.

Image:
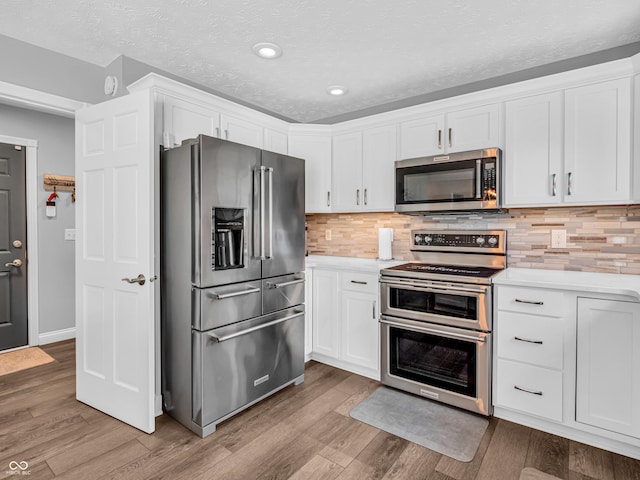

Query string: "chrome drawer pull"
[[514, 336, 543, 345], [209, 287, 260, 300], [208, 311, 304, 342], [266, 278, 305, 289], [351, 280, 367, 285], [514, 299, 544, 305], [514, 385, 543, 396]]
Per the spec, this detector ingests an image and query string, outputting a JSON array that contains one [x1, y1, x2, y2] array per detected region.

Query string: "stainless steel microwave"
[[395, 148, 502, 214]]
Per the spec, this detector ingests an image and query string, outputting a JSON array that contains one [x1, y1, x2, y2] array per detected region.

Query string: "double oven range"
[[379, 230, 506, 416]]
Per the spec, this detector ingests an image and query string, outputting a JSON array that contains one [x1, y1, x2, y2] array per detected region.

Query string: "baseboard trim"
[[39, 327, 76, 345]]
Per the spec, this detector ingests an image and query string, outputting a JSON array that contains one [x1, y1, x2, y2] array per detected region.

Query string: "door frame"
[[0, 79, 86, 347]]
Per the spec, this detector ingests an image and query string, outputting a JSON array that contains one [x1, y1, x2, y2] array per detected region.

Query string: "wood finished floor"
[[1, 340, 639, 480]]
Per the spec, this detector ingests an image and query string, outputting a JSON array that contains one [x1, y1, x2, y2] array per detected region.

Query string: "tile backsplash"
[[306, 206, 640, 274]]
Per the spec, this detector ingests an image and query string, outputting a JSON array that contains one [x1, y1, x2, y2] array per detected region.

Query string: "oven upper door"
[[395, 149, 500, 213], [380, 277, 491, 331]]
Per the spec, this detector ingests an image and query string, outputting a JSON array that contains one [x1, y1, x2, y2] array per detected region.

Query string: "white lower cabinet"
[[311, 269, 339, 359], [494, 274, 640, 460], [494, 286, 567, 423], [310, 266, 380, 379], [576, 297, 640, 439]]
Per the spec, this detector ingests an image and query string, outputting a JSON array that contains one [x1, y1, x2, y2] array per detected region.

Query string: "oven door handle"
[[379, 316, 487, 343], [380, 280, 487, 295]]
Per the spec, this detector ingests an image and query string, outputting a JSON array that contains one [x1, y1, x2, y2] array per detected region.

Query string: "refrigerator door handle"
[[207, 311, 305, 342], [266, 166, 273, 260], [257, 165, 274, 261]]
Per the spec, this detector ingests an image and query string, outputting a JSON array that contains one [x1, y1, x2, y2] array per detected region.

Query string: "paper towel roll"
[[378, 228, 394, 260]]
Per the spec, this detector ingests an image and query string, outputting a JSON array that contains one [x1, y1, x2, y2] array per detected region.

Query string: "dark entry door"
[[0, 142, 28, 351]]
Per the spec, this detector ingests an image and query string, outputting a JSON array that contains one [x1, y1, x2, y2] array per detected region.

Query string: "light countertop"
[[305, 255, 405, 273], [494, 267, 640, 302]]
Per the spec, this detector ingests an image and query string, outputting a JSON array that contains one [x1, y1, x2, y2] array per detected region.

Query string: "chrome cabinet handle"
[[372, 301, 376, 319], [567, 172, 572, 195], [514, 298, 544, 305], [266, 278, 305, 289], [4, 259, 22, 268], [216, 127, 220, 138], [514, 385, 543, 396], [514, 336, 543, 345], [552, 173, 557, 196], [356, 189, 360, 206], [224, 129, 229, 140], [364, 188, 368, 205], [351, 280, 367, 285], [209, 287, 260, 300], [437, 129, 442, 149], [448, 128, 452, 148], [121, 274, 145, 285], [327, 191, 331, 207]]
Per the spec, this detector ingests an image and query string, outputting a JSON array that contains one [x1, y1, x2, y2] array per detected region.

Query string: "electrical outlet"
[[325, 229, 332, 241], [64, 228, 76, 241], [551, 229, 566, 249]]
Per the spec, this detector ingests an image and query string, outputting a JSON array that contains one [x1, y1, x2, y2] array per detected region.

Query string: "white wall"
[[0, 103, 75, 336]]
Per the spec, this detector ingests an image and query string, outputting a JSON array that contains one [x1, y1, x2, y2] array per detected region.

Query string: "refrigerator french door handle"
[[266, 166, 273, 260], [257, 165, 274, 261]]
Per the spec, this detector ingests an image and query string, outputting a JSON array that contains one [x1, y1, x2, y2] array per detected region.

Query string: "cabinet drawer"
[[495, 359, 563, 422], [497, 286, 563, 316], [339, 272, 378, 293], [496, 312, 563, 369]]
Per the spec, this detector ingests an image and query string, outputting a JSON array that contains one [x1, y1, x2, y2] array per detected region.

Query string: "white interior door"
[[75, 90, 155, 433]]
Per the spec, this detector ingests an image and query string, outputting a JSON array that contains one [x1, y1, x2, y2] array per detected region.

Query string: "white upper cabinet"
[[362, 125, 397, 212], [163, 96, 220, 147], [263, 128, 288, 155], [288, 133, 332, 213], [399, 103, 500, 159], [504, 92, 563, 207], [446, 104, 502, 152], [220, 113, 263, 149], [564, 78, 632, 204], [332, 131, 363, 212], [331, 125, 396, 213], [398, 114, 443, 159]]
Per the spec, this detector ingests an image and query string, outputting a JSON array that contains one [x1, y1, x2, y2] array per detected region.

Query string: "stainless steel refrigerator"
[[161, 135, 305, 437]]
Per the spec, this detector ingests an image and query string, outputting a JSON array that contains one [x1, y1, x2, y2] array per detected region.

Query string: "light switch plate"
[[65, 228, 76, 241]]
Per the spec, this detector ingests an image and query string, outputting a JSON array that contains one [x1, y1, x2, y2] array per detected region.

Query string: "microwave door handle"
[[475, 159, 482, 199]]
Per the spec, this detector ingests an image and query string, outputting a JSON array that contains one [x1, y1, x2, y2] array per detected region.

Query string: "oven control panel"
[[411, 230, 505, 252]]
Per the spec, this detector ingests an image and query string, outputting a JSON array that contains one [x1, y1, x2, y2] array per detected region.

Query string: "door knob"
[[5, 259, 22, 268], [121, 274, 146, 285]]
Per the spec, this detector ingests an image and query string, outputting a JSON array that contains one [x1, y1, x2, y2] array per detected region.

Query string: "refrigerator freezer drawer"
[[192, 281, 262, 331], [263, 273, 305, 315], [192, 307, 305, 430]]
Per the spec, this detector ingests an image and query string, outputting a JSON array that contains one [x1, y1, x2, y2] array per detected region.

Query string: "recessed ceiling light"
[[327, 85, 348, 96], [252, 42, 283, 59]]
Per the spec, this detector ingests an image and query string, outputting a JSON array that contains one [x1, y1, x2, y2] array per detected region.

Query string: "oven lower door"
[[380, 315, 491, 416]]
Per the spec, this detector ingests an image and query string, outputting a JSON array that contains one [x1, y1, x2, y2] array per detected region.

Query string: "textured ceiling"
[[1, 0, 640, 123]]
